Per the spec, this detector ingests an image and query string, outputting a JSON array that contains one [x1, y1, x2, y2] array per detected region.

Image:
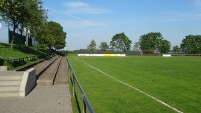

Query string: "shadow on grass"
[[14, 45, 44, 55]]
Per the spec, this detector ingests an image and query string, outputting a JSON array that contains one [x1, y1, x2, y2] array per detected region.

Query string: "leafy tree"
[[37, 21, 67, 50], [99, 41, 109, 51], [87, 39, 96, 53], [133, 41, 143, 56], [20, 0, 43, 47], [139, 32, 170, 53], [139, 32, 163, 53], [158, 39, 171, 53], [172, 45, 180, 53], [0, 0, 44, 49], [180, 35, 201, 54], [0, 0, 24, 49], [133, 42, 140, 51], [110, 32, 132, 51]]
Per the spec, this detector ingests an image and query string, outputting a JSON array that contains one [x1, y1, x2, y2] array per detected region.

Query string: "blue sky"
[[3, 0, 201, 51]]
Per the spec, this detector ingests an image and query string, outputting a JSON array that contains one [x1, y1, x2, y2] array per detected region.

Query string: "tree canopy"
[[99, 41, 109, 51], [0, 0, 44, 49], [37, 21, 66, 50], [172, 45, 180, 53], [110, 32, 132, 51], [180, 35, 201, 54], [139, 32, 170, 53], [87, 39, 96, 53]]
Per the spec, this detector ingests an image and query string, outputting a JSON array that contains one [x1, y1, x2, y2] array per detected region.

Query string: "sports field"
[[67, 55, 201, 113]]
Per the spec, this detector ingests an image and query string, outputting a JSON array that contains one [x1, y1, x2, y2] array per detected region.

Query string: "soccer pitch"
[[67, 55, 201, 113]]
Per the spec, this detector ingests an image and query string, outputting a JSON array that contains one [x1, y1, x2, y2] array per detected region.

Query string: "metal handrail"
[[66, 57, 95, 113]]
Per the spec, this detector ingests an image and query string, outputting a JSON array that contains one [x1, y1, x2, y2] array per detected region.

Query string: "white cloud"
[[59, 20, 106, 28], [63, 1, 112, 14]]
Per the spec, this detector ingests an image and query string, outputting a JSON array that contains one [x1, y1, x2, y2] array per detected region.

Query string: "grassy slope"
[[0, 43, 50, 70], [68, 55, 201, 113]]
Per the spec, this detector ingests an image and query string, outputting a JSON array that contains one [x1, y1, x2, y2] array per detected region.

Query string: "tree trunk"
[[26, 29, 29, 46], [11, 24, 16, 49], [19, 27, 23, 48], [35, 40, 38, 50]]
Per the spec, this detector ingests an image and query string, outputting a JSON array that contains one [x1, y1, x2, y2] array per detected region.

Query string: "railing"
[[66, 57, 95, 113], [5, 55, 37, 66]]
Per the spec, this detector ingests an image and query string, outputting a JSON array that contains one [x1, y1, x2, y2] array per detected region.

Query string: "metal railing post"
[[72, 75, 75, 97], [83, 94, 87, 113]]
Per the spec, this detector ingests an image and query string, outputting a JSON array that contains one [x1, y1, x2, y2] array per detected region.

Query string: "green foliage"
[[37, 21, 67, 50], [87, 39, 96, 53], [139, 32, 163, 51], [172, 45, 180, 53], [180, 35, 201, 54], [133, 42, 140, 51], [99, 41, 109, 51], [0, 42, 50, 69], [139, 32, 170, 53], [158, 39, 171, 53], [110, 32, 132, 51], [0, 0, 44, 49]]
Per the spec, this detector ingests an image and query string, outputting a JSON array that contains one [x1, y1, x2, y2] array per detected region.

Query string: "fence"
[[66, 57, 95, 113], [5, 55, 37, 66]]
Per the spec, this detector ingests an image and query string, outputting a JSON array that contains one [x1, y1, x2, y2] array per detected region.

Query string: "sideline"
[[74, 57, 183, 113]]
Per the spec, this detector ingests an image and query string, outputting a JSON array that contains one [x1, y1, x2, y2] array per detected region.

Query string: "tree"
[[37, 21, 67, 50], [0, 0, 24, 49], [110, 32, 132, 51], [172, 45, 179, 53], [87, 39, 96, 53], [20, 0, 43, 47], [180, 35, 201, 54], [133, 42, 140, 51], [99, 41, 109, 51], [0, 0, 44, 49], [139, 32, 163, 53], [139, 32, 170, 53], [158, 39, 171, 53], [133, 41, 143, 56]]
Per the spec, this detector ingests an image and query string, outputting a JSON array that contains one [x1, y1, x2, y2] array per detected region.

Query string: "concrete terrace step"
[[34, 56, 59, 76], [54, 57, 68, 85], [0, 80, 21, 86], [37, 56, 62, 86], [0, 91, 19, 97], [0, 75, 23, 80], [0, 71, 24, 76], [0, 85, 19, 92]]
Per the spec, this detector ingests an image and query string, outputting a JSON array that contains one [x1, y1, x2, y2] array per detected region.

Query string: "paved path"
[[0, 85, 72, 113], [0, 56, 72, 113]]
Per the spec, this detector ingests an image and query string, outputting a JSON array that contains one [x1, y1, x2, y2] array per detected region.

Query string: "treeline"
[[87, 32, 201, 54], [0, 0, 66, 50]]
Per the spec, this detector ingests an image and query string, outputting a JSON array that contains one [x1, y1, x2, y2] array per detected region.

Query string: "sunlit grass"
[[68, 55, 201, 113]]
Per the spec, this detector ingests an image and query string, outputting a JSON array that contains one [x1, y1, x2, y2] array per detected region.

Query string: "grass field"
[[68, 55, 201, 113]]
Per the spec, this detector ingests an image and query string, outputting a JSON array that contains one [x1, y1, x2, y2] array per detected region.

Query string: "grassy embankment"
[[0, 43, 52, 70], [68, 55, 201, 113]]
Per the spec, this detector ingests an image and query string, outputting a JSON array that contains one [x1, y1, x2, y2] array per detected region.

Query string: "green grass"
[[68, 55, 201, 113], [0, 43, 46, 59], [0, 43, 52, 70]]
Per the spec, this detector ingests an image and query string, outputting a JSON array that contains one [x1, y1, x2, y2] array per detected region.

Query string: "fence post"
[[83, 94, 87, 113], [73, 75, 75, 97]]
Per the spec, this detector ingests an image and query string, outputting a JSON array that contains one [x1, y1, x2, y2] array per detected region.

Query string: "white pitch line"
[[74, 57, 183, 113]]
